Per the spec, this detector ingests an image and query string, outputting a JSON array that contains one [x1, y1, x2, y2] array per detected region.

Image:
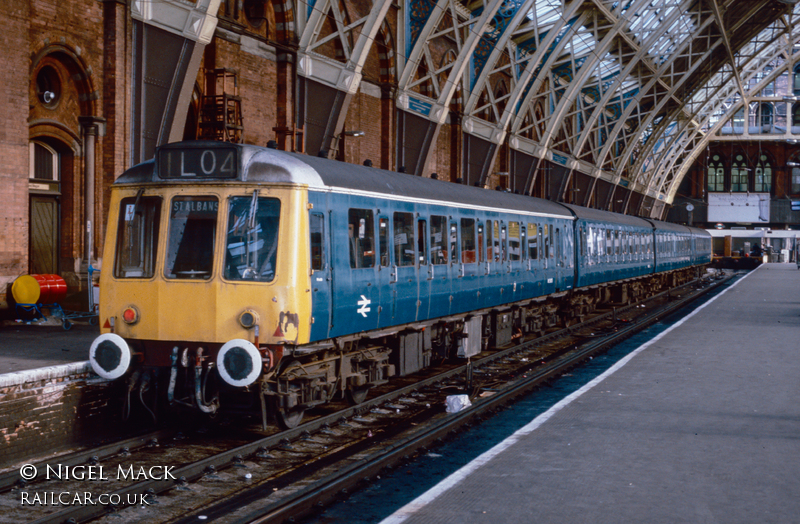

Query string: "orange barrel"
[[11, 274, 67, 305]]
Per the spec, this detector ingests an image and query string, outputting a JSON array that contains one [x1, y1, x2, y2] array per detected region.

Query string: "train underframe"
[[127, 266, 705, 429]]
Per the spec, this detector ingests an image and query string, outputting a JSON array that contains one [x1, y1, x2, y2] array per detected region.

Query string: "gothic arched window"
[[706, 154, 724, 192], [754, 154, 772, 193], [730, 153, 748, 192]]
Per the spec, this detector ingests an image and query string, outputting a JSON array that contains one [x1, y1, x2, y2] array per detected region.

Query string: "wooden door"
[[30, 196, 58, 274]]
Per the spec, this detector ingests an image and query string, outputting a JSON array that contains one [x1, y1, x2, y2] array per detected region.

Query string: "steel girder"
[[633, 4, 793, 212], [129, 0, 221, 163], [295, 0, 395, 156], [288, 0, 792, 209], [658, 12, 800, 203], [615, 0, 787, 214]]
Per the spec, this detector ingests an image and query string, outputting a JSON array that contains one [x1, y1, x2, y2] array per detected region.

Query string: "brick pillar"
[[449, 111, 462, 183], [380, 84, 396, 170]]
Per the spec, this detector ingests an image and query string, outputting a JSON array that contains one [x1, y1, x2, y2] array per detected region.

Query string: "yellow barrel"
[[11, 274, 67, 305]]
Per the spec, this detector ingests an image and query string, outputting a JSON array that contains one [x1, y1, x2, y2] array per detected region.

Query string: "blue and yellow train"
[[89, 141, 711, 428]]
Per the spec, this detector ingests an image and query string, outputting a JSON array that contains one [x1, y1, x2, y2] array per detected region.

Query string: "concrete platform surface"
[[0, 321, 96, 375], [382, 263, 800, 524]]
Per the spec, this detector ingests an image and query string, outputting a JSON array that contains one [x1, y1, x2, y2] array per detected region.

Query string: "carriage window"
[[556, 228, 563, 267], [165, 196, 219, 280], [379, 217, 390, 267], [115, 196, 161, 278], [223, 195, 281, 281], [544, 224, 551, 259], [606, 230, 613, 256], [508, 222, 521, 261], [310, 213, 324, 271], [586, 227, 594, 264], [461, 218, 476, 263], [394, 212, 415, 266], [418, 219, 428, 265], [528, 223, 538, 259], [477, 222, 485, 262], [449, 222, 459, 262], [500, 224, 507, 261], [487, 221, 495, 261], [348, 209, 375, 268], [431, 215, 447, 264], [601, 229, 606, 256]]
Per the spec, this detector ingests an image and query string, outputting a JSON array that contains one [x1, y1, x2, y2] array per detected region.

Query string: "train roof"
[[116, 142, 710, 234], [116, 142, 573, 219], [284, 151, 575, 218], [559, 203, 653, 228]]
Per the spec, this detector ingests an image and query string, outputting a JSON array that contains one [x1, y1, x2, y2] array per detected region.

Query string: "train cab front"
[[90, 143, 312, 423]]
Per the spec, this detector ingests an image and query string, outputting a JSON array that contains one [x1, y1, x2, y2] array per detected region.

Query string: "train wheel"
[[276, 406, 305, 429], [274, 359, 305, 429], [346, 386, 370, 405]]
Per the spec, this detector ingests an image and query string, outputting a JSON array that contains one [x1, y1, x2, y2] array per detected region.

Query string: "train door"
[[448, 219, 462, 313], [375, 215, 393, 328], [562, 223, 575, 289], [392, 209, 419, 324], [417, 216, 431, 319], [541, 222, 556, 294], [526, 222, 543, 297], [308, 210, 331, 341], [456, 217, 479, 314], [428, 214, 451, 318], [330, 206, 380, 337]]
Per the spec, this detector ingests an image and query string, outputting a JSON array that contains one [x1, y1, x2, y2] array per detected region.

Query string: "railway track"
[[0, 271, 734, 524]]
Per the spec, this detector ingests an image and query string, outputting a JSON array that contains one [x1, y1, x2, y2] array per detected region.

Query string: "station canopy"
[[292, 0, 800, 211]]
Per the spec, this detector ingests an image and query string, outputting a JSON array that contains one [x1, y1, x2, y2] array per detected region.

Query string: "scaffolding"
[[200, 68, 243, 143]]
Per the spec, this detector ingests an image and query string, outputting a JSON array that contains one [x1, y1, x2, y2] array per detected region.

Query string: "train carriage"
[[90, 141, 711, 428]]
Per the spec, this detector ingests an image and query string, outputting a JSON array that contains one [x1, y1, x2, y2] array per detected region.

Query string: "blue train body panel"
[[282, 150, 712, 344]]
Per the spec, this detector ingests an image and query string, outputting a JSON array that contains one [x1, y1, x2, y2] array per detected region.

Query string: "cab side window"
[[310, 213, 324, 271]]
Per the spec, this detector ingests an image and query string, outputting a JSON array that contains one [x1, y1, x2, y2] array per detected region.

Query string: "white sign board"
[[707, 193, 770, 223]]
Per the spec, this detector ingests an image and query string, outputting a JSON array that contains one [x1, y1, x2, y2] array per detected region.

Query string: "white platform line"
[[380, 269, 756, 524]]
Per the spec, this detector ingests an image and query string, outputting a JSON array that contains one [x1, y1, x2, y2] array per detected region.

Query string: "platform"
[[382, 263, 800, 524], [0, 321, 95, 384]]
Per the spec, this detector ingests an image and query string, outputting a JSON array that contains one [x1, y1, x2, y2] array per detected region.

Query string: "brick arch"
[[30, 44, 97, 119]]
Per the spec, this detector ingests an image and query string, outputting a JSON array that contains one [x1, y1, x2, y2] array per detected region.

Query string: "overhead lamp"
[[787, 162, 800, 167], [784, 96, 798, 101], [342, 130, 365, 137]]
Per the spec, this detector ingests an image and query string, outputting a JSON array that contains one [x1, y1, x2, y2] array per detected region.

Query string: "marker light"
[[122, 306, 139, 325], [239, 309, 259, 329]]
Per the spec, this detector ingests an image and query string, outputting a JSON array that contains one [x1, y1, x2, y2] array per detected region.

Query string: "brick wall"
[[0, 2, 32, 309], [0, 370, 127, 470]]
